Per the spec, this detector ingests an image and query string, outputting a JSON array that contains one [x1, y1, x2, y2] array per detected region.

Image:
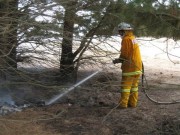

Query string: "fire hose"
[[141, 64, 180, 104]]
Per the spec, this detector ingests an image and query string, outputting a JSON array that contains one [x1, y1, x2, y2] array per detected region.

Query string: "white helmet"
[[118, 22, 133, 31]]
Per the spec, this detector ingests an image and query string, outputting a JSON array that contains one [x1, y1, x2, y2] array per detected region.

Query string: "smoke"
[[0, 89, 15, 106]]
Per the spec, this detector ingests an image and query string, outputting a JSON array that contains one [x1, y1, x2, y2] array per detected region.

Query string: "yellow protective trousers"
[[119, 74, 140, 108]]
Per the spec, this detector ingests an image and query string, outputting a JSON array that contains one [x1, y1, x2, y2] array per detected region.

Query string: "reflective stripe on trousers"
[[121, 87, 138, 92], [122, 70, 142, 76]]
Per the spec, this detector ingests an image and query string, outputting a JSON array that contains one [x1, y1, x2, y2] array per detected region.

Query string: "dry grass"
[[0, 108, 60, 135]]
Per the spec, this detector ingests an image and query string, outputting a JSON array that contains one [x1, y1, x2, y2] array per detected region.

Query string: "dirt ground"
[[0, 65, 180, 135]]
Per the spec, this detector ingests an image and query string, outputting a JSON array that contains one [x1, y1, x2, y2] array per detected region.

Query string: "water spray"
[[45, 70, 101, 105]]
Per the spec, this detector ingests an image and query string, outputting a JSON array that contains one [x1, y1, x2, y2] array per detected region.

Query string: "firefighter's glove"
[[112, 58, 124, 64]]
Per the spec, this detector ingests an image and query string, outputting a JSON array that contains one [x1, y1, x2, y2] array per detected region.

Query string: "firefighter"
[[113, 22, 142, 108]]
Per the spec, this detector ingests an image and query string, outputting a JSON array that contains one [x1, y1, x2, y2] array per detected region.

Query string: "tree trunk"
[[0, 0, 18, 79], [60, 1, 77, 83]]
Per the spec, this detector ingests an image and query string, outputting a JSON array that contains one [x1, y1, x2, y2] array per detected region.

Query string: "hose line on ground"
[[141, 63, 180, 104]]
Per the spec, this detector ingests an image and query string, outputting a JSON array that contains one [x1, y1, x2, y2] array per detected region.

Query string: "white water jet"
[[46, 70, 101, 105]]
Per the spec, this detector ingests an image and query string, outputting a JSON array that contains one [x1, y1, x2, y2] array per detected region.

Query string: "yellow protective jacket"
[[120, 31, 142, 76]]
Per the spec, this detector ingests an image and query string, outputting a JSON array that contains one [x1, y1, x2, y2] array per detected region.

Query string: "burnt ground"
[[0, 68, 180, 135]]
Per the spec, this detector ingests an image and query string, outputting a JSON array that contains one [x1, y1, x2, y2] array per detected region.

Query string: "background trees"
[[0, 0, 18, 79], [0, 0, 179, 84]]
